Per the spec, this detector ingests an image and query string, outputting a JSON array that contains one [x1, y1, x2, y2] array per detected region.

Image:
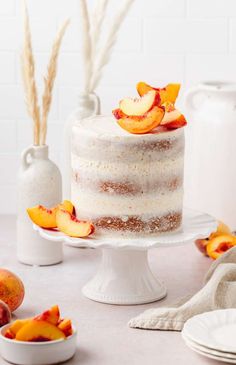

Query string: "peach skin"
[[207, 234, 236, 260], [58, 319, 73, 337], [27, 200, 75, 229], [0, 269, 24, 312], [56, 209, 94, 238], [137, 82, 180, 105], [4, 319, 32, 339], [209, 221, 232, 240], [34, 305, 60, 326], [117, 106, 165, 134]]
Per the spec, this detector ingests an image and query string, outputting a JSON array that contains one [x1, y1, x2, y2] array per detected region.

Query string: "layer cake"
[[71, 115, 184, 236]]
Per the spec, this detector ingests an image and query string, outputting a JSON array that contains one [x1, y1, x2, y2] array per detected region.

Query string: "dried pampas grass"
[[21, 1, 69, 146], [79, 0, 93, 94], [41, 19, 70, 145], [21, 0, 40, 145], [79, 0, 135, 94]]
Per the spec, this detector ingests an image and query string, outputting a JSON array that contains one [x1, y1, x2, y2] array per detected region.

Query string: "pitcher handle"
[[90, 92, 101, 115], [21, 146, 34, 171], [185, 86, 204, 112]]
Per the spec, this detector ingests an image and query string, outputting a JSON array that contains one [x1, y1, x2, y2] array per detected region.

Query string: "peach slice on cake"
[[119, 90, 160, 116], [27, 200, 74, 229], [137, 82, 180, 105], [117, 106, 165, 134], [206, 234, 236, 260], [34, 305, 60, 326], [56, 209, 94, 238], [58, 318, 73, 337], [112, 108, 126, 120], [161, 103, 187, 129], [15, 320, 66, 342]]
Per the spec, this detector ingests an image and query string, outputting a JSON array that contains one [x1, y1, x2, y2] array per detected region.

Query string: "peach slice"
[[27, 205, 57, 228], [195, 239, 209, 256], [4, 319, 32, 339], [136, 81, 154, 96], [206, 234, 236, 260], [112, 108, 126, 120], [137, 82, 180, 105], [27, 200, 75, 229], [58, 318, 73, 337], [209, 221, 232, 240], [117, 106, 165, 134], [34, 305, 60, 326], [56, 209, 95, 238], [163, 83, 181, 104], [119, 90, 160, 116], [59, 200, 74, 215], [15, 320, 66, 342], [161, 105, 187, 129]]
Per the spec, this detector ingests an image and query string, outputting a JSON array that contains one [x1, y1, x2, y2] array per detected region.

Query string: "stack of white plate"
[[182, 309, 236, 363]]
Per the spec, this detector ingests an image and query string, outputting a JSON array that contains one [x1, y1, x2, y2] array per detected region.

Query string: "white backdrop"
[[0, 0, 236, 213]]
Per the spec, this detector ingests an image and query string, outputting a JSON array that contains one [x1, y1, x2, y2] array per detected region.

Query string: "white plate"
[[184, 338, 236, 364], [182, 332, 236, 359], [0, 323, 77, 365], [34, 208, 217, 249], [183, 309, 236, 354]]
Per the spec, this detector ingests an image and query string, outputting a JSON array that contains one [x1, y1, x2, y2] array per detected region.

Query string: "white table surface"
[[0, 215, 220, 365]]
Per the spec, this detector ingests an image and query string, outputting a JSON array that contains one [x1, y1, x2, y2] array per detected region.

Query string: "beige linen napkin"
[[129, 246, 236, 331]]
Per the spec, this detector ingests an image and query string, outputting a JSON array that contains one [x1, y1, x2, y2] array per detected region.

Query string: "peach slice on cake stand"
[[33, 209, 217, 305]]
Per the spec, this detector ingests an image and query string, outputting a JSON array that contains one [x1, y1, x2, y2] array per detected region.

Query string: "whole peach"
[[0, 300, 11, 326], [0, 269, 25, 312]]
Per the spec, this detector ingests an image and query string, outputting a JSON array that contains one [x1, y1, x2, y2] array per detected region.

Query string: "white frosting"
[[71, 115, 185, 233], [71, 153, 184, 180], [71, 183, 183, 218], [72, 114, 183, 141]]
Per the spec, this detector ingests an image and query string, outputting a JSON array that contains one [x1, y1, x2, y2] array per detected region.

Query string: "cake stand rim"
[[33, 208, 217, 250]]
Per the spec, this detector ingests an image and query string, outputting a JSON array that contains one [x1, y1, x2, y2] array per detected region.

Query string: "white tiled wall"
[[1, 0, 236, 214]]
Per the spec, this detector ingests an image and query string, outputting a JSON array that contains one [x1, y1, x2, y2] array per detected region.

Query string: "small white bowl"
[[0, 323, 77, 365]]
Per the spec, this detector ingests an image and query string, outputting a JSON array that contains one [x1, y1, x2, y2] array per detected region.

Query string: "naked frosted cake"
[[71, 82, 186, 236]]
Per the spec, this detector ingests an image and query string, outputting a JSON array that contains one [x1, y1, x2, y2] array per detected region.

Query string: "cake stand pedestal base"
[[34, 209, 217, 305], [82, 249, 167, 305]]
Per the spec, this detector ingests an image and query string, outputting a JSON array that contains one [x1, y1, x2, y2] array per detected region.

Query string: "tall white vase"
[[17, 145, 62, 266], [62, 92, 100, 199], [185, 81, 236, 229]]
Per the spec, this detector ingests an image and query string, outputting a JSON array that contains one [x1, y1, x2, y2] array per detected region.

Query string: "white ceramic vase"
[[17, 145, 62, 265], [185, 81, 236, 229], [62, 92, 100, 199]]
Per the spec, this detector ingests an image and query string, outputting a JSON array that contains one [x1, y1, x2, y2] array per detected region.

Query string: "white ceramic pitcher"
[[185, 81, 236, 229], [62, 92, 100, 199], [17, 145, 62, 265]]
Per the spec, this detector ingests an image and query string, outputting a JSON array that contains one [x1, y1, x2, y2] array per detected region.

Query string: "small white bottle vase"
[[17, 145, 62, 266], [63, 92, 100, 199]]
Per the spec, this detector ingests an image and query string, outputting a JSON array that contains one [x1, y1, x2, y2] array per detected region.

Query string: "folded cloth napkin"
[[129, 246, 236, 331]]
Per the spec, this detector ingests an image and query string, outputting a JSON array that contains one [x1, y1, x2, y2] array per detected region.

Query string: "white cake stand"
[[34, 209, 217, 305]]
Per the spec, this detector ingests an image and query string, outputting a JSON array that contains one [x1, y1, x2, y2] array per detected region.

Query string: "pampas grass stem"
[[41, 19, 70, 145], [22, 0, 40, 145], [79, 0, 92, 93], [89, 0, 134, 92]]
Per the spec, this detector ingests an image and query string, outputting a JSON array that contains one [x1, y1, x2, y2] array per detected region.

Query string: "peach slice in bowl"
[[0, 322, 77, 365]]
